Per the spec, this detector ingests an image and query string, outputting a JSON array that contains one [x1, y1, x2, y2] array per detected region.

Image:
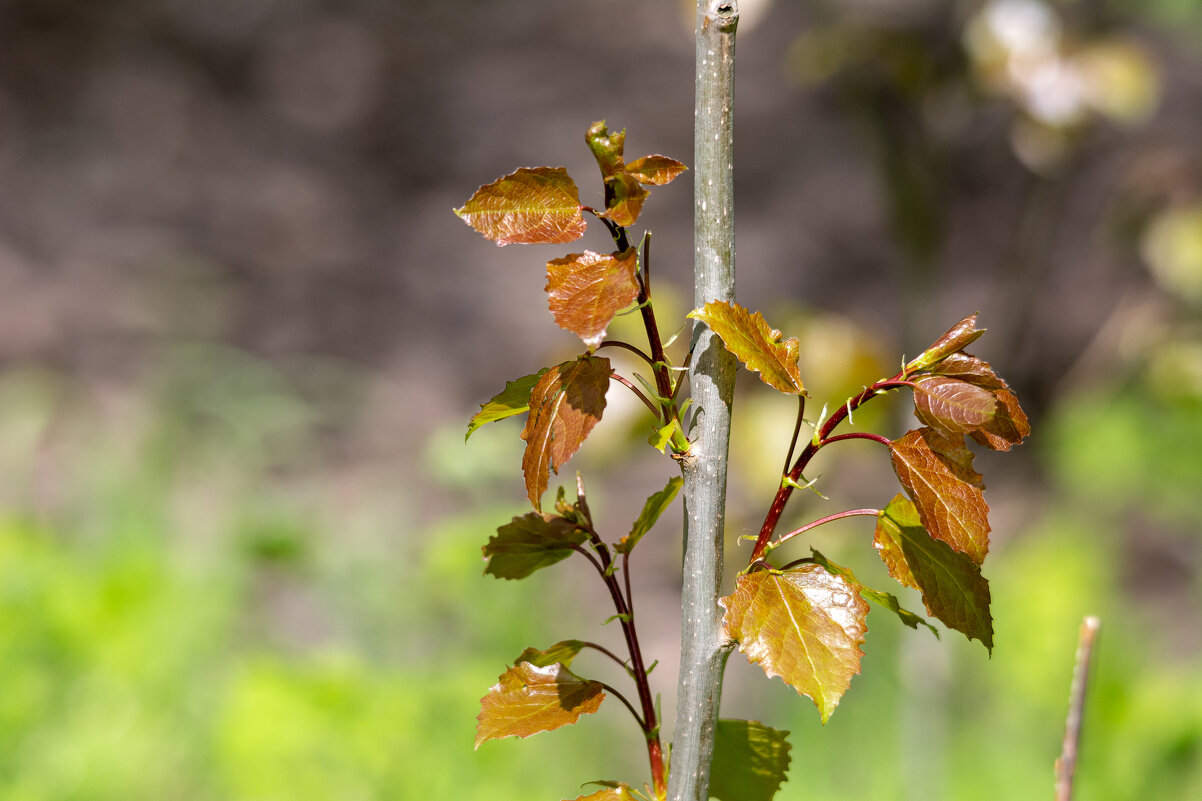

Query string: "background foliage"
[[0, 0, 1200, 799]]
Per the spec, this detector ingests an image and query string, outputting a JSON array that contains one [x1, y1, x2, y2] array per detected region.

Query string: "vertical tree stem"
[[668, 3, 739, 801]]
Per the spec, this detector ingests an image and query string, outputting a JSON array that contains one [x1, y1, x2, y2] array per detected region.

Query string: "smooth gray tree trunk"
[[667, 3, 739, 800]]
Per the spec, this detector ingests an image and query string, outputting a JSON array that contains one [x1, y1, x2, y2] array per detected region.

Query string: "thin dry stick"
[[1055, 616, 1101, 801]]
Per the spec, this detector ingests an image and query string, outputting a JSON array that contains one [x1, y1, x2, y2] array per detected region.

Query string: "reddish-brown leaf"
[[546, 249, 640, 349], [721, 566, 868, 722], [483, 513, 589, 579], [688, 301, 806, 395], [600, 171, 649, 227], [924, 351, 1008, 391], [625, 155, 688, 186], [890, 428, 990, 564], [520, 357, 611, 510], [454, 167, 586, 246], [907, 313, 986, 372], [919, 351, 1030, 451], [970, 388, 1031, 452], [912, 376, 998, 435], [874, 494, 993, 650], [474, 662, 605, 748]]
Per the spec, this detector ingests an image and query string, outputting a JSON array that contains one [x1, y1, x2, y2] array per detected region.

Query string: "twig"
[[1055, 616, 1101, 801], [765, 508, 882, 555]]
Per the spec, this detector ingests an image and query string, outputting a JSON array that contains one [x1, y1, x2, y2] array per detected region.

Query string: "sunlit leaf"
[[923, 351, 1007, 391], [890, 427, 990, 564], [859, 585, 940, 637], [601, 171, 650, 227], [475, 662, 605, 748], [546, 249, 640, 349], [521, 357, 611, 510], [514, 640, 587, 668], [688, 301, 806, 395], [483, 512, 589, 580], [808, 549, 938, 637], [721, 566, 868, 721], [616, 476, 683, 555], [873, 495, 993, 650], [919, 351, 1030, 451], [455, 167, 586, 246], [710, 719, 792, 801], [907, 313, 986, 372], [625, 155, 687, 186], [969, 388, 1031, 452], [647, 417, 682, 453], [568, 784, 639, 801], [465, 369, 548, 441], [912, 376, 998, 435], [586, 120, 627, 178]]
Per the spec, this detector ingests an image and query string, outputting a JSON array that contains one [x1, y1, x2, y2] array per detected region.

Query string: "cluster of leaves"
[[701, 306, 1030, 722], [458, 121, 692, 801], [456, 123, 1029, 801], [458, 120, 690, 512]]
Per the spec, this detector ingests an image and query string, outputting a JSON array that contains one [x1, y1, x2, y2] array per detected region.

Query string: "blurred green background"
[[1, 0, 1200, 799]]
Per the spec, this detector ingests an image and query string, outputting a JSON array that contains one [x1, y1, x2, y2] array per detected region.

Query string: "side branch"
[[764, 508, 882, 556], [575, 505, 666, 796], [750, 373, 906, 562], [610, 374, 664, 420], [821, 431, 892, 449]]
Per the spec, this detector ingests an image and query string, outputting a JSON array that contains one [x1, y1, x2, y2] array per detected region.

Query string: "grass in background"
[[0, 350, 631, 801], [0, 335, 1198, 800]]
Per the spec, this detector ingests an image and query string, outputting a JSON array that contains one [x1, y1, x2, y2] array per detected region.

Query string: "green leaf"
[[906, 313, 986, 372], [721, 566, 869, 722], [688, 301, 806, 395], [647, 417, 682, 453], [520, 356, 611, 510], [483, 512, 589, 579], [545, 249, 640, 349], [586, 120, 627, 178], [710, 719, 792, 801], [553, 485, 590, 528], [912, 376, 998, 435], [465, 369, 548, 441], [808, 549, 938, 637], [890, 427, 990, 564], [874, 495, 993, 651], [625, 155, 687, 186], [514, 640, 587, 668], [857, 585, 940, 637], [616, 476, 683, 555], [474, 662, 605, 748], [454, 167, 587, 246]]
